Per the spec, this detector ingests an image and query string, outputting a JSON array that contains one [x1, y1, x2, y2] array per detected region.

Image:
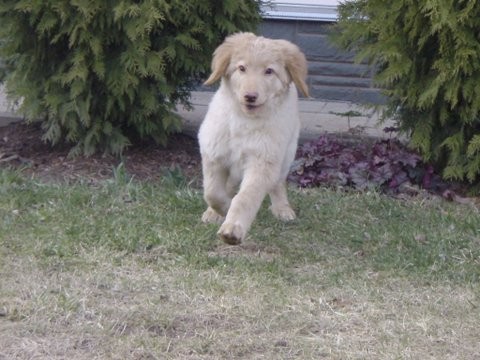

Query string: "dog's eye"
[[265, 68, 274, 75], [238, 65, 246, 72]]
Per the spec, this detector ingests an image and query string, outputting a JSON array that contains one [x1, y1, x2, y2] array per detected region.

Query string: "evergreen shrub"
[[0, 0, 262, 155], [334, 0, 480, 185]]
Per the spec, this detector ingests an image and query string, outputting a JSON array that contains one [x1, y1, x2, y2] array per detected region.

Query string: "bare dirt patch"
[[0, 122, 202, 183], [208, 242, 280, 262]]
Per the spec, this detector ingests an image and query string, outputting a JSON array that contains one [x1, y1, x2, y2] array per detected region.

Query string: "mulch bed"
[[0, 122, 202, 183]]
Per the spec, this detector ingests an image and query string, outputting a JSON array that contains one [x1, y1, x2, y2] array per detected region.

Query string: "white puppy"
[[198, 32, 309, 244]]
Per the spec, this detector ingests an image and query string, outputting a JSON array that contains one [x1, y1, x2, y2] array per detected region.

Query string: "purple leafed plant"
[[289, 134, 446, 195]]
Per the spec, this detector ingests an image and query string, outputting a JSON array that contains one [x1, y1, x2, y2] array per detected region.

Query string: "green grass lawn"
[[1, 168, 479, 359]]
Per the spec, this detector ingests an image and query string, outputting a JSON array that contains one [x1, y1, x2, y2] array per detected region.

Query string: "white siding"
[[262, 1, 339, 22]]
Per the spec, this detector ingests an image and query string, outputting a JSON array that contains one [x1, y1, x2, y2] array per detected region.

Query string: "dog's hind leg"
[[201, 207, 224, 224], [201, 161, 231, 223], [268, 181, 296, 221]]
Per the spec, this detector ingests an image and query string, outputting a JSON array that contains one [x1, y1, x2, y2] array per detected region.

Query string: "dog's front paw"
[[201, 207, 225, 224], [270, 205, 296, 221], [218, 222, 245, 245]]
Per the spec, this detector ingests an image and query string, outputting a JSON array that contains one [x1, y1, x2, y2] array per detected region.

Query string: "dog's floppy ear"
[[277, 40, 310, 97], [204, 32, 256, 86]]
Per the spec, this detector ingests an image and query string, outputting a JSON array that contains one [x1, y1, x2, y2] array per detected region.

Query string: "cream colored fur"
[[198, 32, 309, 244]]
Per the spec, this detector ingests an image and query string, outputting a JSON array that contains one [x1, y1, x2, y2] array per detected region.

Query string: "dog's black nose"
[[244, 92, 258, 103]]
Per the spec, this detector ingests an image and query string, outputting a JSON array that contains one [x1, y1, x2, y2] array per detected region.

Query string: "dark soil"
[[0, 122, 202, 184]]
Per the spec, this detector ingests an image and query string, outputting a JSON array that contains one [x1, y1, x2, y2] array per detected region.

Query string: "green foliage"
[[334, 0, 480, 186], [0, 0, 262, 155]]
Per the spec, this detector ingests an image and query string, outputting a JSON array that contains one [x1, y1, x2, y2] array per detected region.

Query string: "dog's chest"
[[226, 118, 272, 163], [199, 88, 298, 172]]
